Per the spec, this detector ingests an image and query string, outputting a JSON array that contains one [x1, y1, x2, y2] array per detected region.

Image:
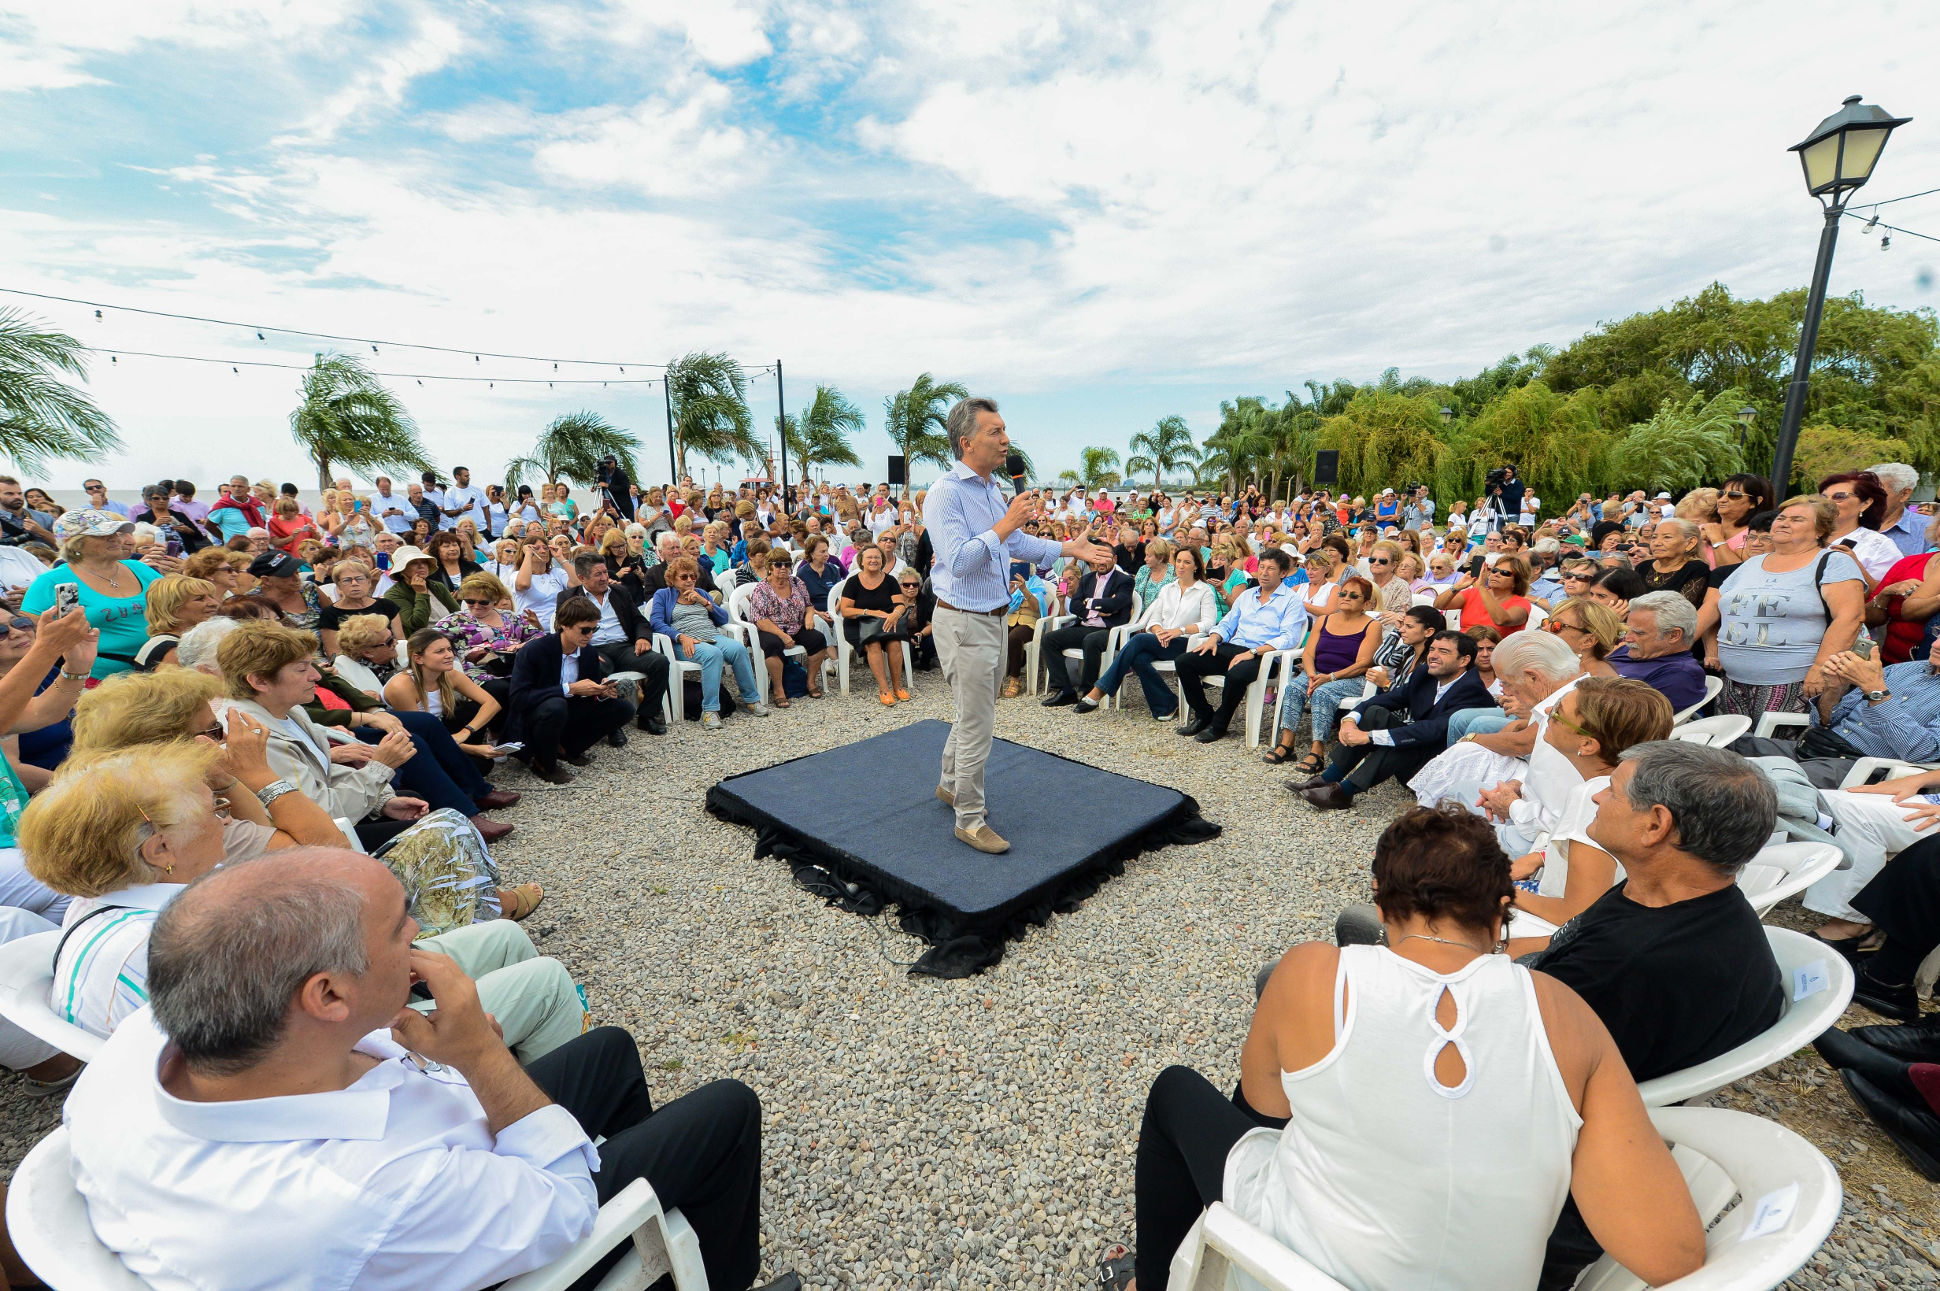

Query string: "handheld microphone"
[[1006, 452, 1029, 497]]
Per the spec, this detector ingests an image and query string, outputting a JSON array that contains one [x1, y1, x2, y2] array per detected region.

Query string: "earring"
[[164, 862, 174, 877]]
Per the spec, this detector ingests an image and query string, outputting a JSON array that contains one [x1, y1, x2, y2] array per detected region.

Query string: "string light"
[[89, 347, 667, 385], [1839, 209, 1939, 244]]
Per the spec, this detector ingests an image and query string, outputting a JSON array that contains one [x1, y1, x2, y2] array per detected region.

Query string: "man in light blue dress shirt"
[[924, 397, 1115, 854]]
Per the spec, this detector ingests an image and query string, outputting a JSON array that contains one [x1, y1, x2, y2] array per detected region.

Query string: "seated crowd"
[[5, 456, 1940, 1289]]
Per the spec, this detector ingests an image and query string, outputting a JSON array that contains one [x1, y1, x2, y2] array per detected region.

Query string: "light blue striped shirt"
[[924, 462, 1063, 613], [1211, 582, 1308, 651]]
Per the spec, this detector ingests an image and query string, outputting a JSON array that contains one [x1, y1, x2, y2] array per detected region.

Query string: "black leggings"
[[526, 1028, 765, 1291], [1134, 1065, 1259, 1290]]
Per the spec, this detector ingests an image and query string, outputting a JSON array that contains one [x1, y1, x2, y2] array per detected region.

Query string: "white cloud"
[[533, 78, 767, 197]]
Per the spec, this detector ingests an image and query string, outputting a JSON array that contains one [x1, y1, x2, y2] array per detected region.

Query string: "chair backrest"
[[1839, 757, 1932, 789], [1671, 673, 1725, 724], [1738, 842, 1845, 918], [1524, 603, 1546, 631], [727, 583, 756, 625], [1635, 925, 1853, 1106], [1170, 1106, 1838, 1291], [6, 1127, 150, 1290], [1576, 1106, 1840, 1291], [1668, 714, 1751, 747], [0, 929, 103, 1063]]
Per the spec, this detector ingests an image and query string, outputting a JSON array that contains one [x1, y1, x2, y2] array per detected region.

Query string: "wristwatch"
[[1865, 689, 1891, 704]]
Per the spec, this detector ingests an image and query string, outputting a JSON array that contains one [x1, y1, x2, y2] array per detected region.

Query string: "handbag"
[[856, 616, 886, 646], [1797, 722, 1865, 762]]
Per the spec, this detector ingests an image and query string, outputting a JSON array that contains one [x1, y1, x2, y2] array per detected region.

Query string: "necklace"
[[1394, 933, 1491, 955]]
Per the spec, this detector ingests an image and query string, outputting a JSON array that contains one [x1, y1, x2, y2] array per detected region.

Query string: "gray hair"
[[1627, 591, 1697, 643], [1655, 517, 1700, 546], [655, 532, 680, 556], [1532, 537, 1561, 558], [1490, 628, 1580, 684], [944, 397, 1001, 460], [1618, 742, 1776, 874], [1869, 462, 1919, 493], [176, 616, 241, 673], [149, 852, 374, 1075]]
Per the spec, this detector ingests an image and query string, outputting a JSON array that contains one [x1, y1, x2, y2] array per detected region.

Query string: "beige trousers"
[[933, 605, 1006, 831], [415, 919, 588, 1061]]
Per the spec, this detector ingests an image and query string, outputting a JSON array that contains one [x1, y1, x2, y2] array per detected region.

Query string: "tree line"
[[2, 282, 1934, 501]]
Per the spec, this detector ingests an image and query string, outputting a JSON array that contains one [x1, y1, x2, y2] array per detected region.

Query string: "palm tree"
[[288, 353, 432, 491], [0, 309, 122, 473], [1125, 414, 1201, 489], [666, 352, 758, 478], [1055, 447, 1120, 491], [505, 411, 642, 491], [778, 385, 864, 481], [883, 373, 968, 495]]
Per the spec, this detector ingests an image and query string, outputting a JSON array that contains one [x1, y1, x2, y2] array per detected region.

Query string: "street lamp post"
[[1771, 95, 1910, 495], [1439, 405, 1454, 426], [1736, 405, 1756, 452]]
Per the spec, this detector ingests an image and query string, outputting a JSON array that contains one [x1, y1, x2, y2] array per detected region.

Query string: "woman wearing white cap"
[[19, 508, 160, 679], [381, 544, 459, 632]]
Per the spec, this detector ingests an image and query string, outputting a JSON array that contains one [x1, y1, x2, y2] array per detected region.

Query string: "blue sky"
[[2, 0, 1938, 490]]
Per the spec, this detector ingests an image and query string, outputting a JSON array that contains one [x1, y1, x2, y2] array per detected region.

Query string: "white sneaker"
[[701, 712, 722, 731], [747, 701, 772, 717]]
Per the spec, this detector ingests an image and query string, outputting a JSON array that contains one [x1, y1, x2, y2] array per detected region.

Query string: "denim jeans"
[[1279, 675, 1367, 745], [1445, 706, 1513, 746], [1093, 631, 1188, 716], [691, 637, 759, 712]]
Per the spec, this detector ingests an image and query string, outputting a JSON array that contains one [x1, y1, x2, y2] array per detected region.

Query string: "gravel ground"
[[3, 676, 1937, 1288]]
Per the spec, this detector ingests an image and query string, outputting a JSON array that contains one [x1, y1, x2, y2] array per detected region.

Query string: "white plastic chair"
[[1671, 674, 1724, 725], [1753, 710, 1808, 740], [1635, 926, 1853, 1106], [1838, 757, 1936, 789], [1668, 714, 1750, 748], [5, 1127, 709, 1291], [826, 584, 914, 696], [653, 633, 700, 723], [1524, 602, 1547, 631], [727, 584, 830, 704], [1169, 1106, 1839, 1291], [0, 929, 103, 1063], [1737, 842, 1845, 918], [1190, 637, 1296, 749]]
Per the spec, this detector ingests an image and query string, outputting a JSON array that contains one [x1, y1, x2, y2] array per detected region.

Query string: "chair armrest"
[[499, 1179, 664, 1291], [1754, 711, 1810, 739]]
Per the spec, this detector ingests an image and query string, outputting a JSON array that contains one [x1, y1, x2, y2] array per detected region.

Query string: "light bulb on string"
[[93, 310, 101, 320], [256, 331, 265, 340], [1882, 234, 1892, 250]]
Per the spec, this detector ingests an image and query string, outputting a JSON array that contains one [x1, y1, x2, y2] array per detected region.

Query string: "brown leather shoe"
[[470, 815, 515, 842], [936, 785, 956, 808], [1301, 782, 1354, 811], [955, 824, 1011, 854], [475, 789, 523, 810]]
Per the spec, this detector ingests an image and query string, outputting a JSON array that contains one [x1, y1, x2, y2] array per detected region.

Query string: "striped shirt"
[[51, 883, 180, 1040], [924, 462, 1063, 613], [1825, 660, 1940, 764]]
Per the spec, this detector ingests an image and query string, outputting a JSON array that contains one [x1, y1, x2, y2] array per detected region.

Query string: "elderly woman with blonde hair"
[[24, 740, 584, 1057], [133, 574, 223, 670]]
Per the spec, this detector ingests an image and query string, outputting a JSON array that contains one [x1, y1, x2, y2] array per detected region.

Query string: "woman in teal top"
[[544, 482, 579, 523], [20, 509, 161, 679]]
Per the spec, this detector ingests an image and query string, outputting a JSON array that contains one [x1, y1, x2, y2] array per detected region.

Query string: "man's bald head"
[[150, 848, 399, 1074]]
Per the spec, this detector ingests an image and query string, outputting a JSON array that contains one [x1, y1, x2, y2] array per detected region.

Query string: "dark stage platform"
[[706, 719, 1218, 976]]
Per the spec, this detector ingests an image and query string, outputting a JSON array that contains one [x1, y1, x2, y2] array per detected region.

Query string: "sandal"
[[880, 693, 897, 707], [1096, 1244, 1135, 1290], [772, 695, 792, 708], [1260, 743, 1298, 765], [806, 685, 824, 699], [895, 688, 912, 701], [502, 883, 544, 921]]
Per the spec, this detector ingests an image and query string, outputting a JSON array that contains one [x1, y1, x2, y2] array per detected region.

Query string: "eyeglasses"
[[1561, 572, 1592, 581], [1549, 711, 1591, 740], [462, 597, 492, 607], [1723, 490, 1748, 500], [1369, 557, 1391, 565], [1548, 618, 1589, 634]]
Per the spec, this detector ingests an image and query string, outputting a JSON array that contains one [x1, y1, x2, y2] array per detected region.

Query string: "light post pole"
[[1736, 405, 1756, 454], [1771, 95, 1909, 495]]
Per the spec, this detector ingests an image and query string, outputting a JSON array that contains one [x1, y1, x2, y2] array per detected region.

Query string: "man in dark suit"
[[1293, 629, 1493, 809], [1041, 550, 1136, 706], [506, 596, 637, 784], [573, 553, 671, 741]]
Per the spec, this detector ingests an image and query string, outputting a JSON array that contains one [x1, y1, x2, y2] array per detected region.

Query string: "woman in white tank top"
[[1105, 804, 1704, 1291]]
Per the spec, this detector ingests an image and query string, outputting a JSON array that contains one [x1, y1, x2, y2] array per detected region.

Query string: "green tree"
[[1793, 426, 1912, 489], [288, 353, 432, 491], [0, 309, 123, 474], [778, 385, 864, 481], [1056, 447, 1121, 490], [1609, 389, 1747, 495], [666, 352, 757, 478], [1316, 392, 1445, 500], [1125, 415, 1201, 488], [1459, 383, 1612, 505], [883, 373, 968, 495], [505, 411, 642, 492]]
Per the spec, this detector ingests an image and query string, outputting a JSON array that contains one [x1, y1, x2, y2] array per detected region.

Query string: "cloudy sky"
[[3, 0, 1937, 490]]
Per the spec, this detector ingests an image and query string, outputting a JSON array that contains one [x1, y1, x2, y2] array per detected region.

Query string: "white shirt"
[[560, 647, 581, 696], [51, 882, 178, 1041], [588, 590, 625, 646], [65, 1009, 598, 1291], [372, 489, 415, 534], [445, 484, 490, 532], [1368, 675, 1462, 746], [516, 568, 571, 630], [421, 487, 453, 529], [1833, 526, 1902, 583], [0, 545, 49, 597], [1135, 579, 1219, 633]]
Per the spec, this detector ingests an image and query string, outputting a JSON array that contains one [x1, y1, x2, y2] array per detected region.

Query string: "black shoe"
[[1193, 723, 1230, 743], [638, 714, 668, 735], [1853, 1015, 1940, 1064], [1853, 966, 1922, 1023], [1302, 782, 1354, 811], [563, 752, 595, 768], [1814, 1027, 1923, 1105], [532, 763, 573, 785], [1808, 928, 1874, 966], [606, 729, 629, 748], [1041, 690, 1077, 707], [1072, 698, 1100, 714], [1841, 1069, 1940, 1181], [753, 1274, 803, 1291], [1176, 716, 1211, 737]]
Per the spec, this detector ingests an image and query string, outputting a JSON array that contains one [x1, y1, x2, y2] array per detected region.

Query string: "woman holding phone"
[[21, 509, 162, 679]]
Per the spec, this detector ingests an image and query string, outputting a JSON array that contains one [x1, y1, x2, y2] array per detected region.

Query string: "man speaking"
[[925, 397, 1115, 854]]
